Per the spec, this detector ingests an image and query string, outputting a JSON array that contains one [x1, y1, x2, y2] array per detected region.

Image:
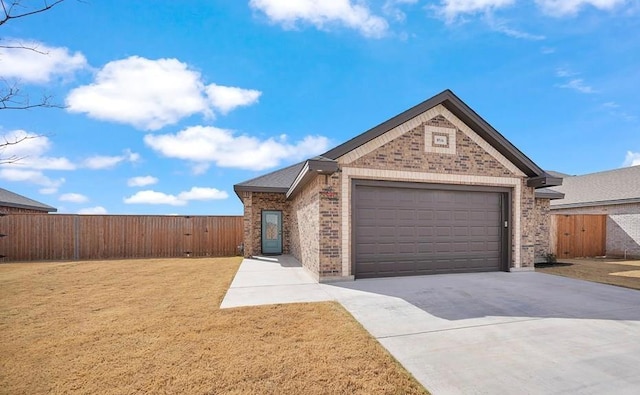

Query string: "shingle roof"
[[548, 165, 640, 209], [0, 188, 57, 212], [235, 161, 305, 190]]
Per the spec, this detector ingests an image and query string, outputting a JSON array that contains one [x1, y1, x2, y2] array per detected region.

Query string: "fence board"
[[553, 214, 606, 259], [0, 214, 243, 262]]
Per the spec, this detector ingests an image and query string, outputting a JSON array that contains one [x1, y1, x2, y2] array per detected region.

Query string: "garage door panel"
[[355, 184, 504, 278]]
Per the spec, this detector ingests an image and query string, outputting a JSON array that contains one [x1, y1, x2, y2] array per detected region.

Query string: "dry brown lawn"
[[0, 258, 427, 395], [536, 258, 640, 291]]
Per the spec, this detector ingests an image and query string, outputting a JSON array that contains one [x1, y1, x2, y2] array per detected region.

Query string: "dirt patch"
[[0, 258, 426, 395], [536, 258, 640, 290], [610, 270, 640, 278]]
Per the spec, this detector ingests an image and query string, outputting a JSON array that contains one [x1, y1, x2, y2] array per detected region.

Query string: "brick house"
[[234, 90, 561, 281], [544, 166, 640, 259], [0, 188, 57, 214]]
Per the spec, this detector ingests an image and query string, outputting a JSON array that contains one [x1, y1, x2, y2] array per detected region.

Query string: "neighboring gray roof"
[[0, 188, 57, 212], [549, 165, 640, 209], [546, 170, 573, 178], [234, 89, 558, 198]]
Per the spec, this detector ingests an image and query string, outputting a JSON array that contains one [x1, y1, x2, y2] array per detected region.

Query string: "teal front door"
[[261, 210, 282, 254]]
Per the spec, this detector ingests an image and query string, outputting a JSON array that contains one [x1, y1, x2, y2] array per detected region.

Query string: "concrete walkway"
[[221, 256, 640, 394]]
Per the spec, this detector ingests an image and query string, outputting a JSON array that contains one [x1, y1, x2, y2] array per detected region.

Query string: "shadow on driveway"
[[327, 271, 640, 322]]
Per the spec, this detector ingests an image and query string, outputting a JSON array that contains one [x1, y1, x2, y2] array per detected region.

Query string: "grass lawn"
[[0, 258, 427, 395], [536, 258, 640, 291]]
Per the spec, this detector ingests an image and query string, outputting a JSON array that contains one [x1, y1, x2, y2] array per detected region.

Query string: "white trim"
[[340, 167, 523, 276], [337, 104, 526, 177], [286, 161, 310, 199]]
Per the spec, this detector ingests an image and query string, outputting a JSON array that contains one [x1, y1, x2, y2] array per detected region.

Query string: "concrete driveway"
[[221, 256, 640, 394]]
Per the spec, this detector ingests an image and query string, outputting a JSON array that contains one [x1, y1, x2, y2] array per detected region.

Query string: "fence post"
[[74, 215, 80, 260]]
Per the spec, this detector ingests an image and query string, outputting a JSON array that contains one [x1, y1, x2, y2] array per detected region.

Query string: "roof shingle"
[[548, 165, 640, 208], [0, 188, 57, 212]]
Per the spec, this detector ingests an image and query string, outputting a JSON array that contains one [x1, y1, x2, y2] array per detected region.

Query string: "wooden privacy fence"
[[0, 214, 243, 262], [551, 214, 606, 259]]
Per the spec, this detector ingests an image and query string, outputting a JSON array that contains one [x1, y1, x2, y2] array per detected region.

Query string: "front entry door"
[[261, 210, 282, 254]]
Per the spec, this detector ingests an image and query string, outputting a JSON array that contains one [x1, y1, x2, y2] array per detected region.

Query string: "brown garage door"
[[354, 182, 506, 279]]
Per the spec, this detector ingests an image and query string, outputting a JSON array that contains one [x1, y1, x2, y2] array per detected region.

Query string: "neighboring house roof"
[[0, 188, 57, 212], [234, 89, 561, 199], [547, 165, 640, 209], [546, 170, 573, 178]]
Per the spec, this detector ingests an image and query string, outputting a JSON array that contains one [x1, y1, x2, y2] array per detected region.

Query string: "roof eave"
[[551, 197, 640, 210], [0, 202, 56, 212], [286, 158, 339, 199], [233, 185, 289, 202], [527, 175, 563, 189], [534, 190, 565, 200]]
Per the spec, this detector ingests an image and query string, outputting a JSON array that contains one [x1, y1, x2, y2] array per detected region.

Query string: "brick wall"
[[318, 173, 342, 278], [350, 115, 516, 178], [552, 203, 640, 258], [519, 180, 536, 267], [290, 177, 320, 275], [533, 198, 551, 263], [241, 192, 290, 257]]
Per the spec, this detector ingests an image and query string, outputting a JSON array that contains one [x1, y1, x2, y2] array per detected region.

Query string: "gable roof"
[[548, 165, 640, 209], [0, 188, 57, 212], [234, 89, 560, 199]]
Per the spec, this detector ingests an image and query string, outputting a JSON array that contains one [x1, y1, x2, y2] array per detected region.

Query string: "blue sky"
[[1, 0, 638, 215]]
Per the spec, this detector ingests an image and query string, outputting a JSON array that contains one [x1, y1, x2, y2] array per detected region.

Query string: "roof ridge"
[[574, 164, 640, 177]]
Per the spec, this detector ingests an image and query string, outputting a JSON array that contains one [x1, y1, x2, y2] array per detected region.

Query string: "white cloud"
[[66, 56, 207, 130], [535, 0, 627, 17], [59, 193, 89, 203], [558, 78, 596, 93], [177, 187, 228, 201], [434, 0, 515, 22], [555, 67, 578, 77], [0, 40, 87, 84], [127, 175, 158, 187], [124, 187, 228, 206], [1, 130, 75, 170], [249, 0, 389, 38], [83, 149, 139, 169], [623, 151, 640, 167], [0, 168, 65, 193], [124, 190, 186, 206], [383, 0, 419, 22], [144, 125, 331, 171], [205, 84, 262, 114], [78, 206, 108, 215], [484, 13, 545, 40], [66, 56, 262, 130]]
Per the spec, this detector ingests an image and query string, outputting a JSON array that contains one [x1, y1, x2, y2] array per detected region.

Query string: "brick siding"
[[534, 198, 551, 262], [241, 192, 290, 257]]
